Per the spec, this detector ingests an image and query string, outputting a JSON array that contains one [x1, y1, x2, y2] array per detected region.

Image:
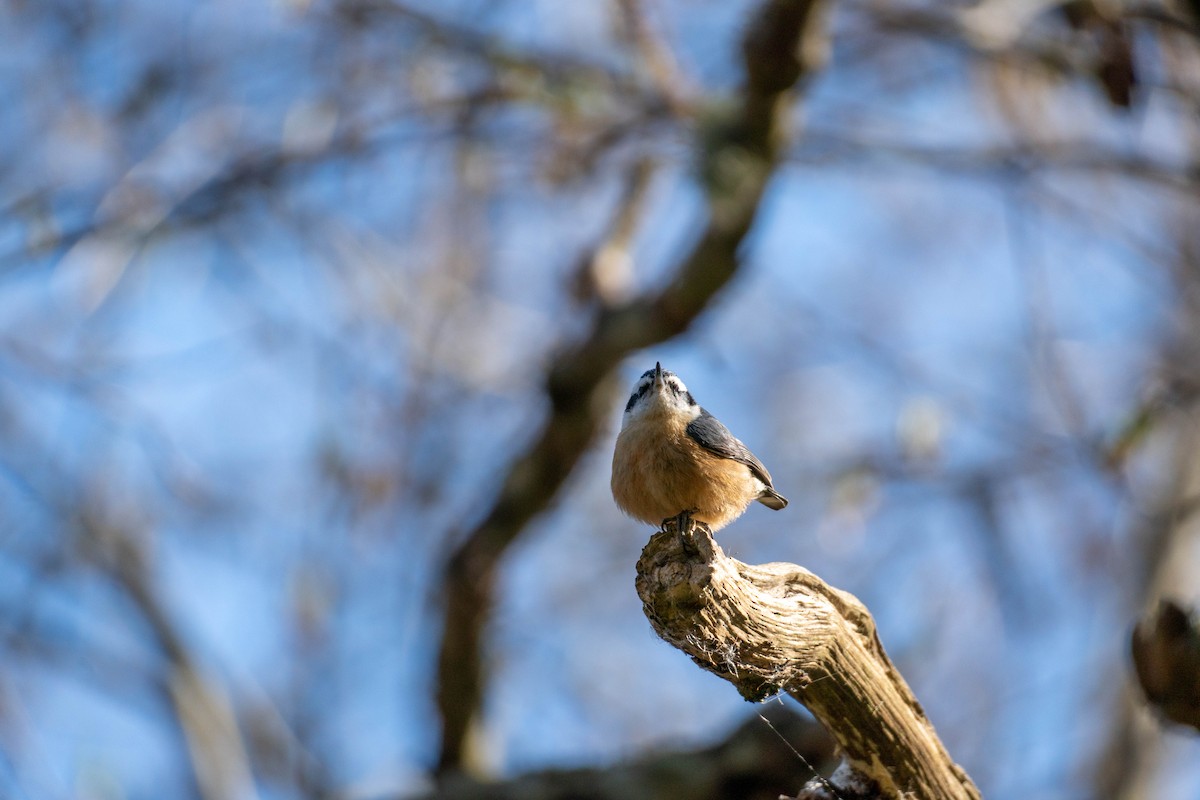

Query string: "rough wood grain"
[[636, 520, 981, 800]]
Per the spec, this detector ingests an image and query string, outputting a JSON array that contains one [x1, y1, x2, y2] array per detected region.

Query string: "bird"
[[611, 362, 787, 532]]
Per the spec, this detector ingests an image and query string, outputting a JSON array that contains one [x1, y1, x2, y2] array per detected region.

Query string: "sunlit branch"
[[637, 520, 982, 800], [613, 0, 694, 116]]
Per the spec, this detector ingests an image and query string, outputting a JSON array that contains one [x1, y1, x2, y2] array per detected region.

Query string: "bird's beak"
[[653, 361, 664, 388]]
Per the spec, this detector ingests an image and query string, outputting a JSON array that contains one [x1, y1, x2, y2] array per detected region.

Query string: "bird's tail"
[[757, 488, 788, 510]]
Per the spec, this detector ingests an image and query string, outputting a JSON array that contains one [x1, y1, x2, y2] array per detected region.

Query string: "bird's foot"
[[661, 510, 693, 533], [664, 510, 699, 555]]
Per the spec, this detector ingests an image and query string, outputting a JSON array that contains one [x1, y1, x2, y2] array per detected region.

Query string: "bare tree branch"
[[82, 520, 258, 800], [434, 0, 830, 775], [613, 0, 693, 116], [792, 130, 1200, 194], [1132, 599, 1200, 732], [636, 521, 981, 800], [414, 706, 833, 800]]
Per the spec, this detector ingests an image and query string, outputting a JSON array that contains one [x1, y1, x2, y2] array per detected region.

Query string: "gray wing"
[[686, 409, 775, 489]]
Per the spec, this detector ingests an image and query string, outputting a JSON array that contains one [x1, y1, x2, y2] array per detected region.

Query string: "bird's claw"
[[661, 510, 699, 555]]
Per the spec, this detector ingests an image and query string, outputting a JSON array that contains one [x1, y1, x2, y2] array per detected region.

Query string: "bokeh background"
[[2, 0, 1200, 798]]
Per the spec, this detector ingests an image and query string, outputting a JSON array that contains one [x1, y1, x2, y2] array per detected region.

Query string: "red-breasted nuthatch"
[[611, 362, 788, 531]]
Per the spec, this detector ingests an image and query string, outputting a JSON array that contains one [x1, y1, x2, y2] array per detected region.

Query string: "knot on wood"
[[636, 523, 783, 700]]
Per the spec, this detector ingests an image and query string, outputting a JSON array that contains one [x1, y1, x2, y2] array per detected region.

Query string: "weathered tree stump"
[[635, 520, 981, 800]]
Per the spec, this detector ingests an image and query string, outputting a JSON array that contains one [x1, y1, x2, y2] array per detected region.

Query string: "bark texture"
[[636, 520, 981, 800]]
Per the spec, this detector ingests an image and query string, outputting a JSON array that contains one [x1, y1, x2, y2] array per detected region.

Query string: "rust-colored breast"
[[612, 411, 761, 531]]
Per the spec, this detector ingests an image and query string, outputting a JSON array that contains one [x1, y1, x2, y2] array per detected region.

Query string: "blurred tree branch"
[[334, 0, 639, 92], [571, 155, 657, 305], [793, 130, 1200, 194], [80, 517, 257, 800], [1132, 599, 1200, 732], [434, 0, 829, 775], [612, 0, 693, 116], [414, 706, 834, 800], [1093, 154, 1200, 798]]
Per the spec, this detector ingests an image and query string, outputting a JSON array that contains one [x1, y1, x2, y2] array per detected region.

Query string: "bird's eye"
[[625, 384, 650, 412]]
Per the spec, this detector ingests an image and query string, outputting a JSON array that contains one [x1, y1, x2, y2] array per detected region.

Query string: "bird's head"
[[622, 362, 698, 425]]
